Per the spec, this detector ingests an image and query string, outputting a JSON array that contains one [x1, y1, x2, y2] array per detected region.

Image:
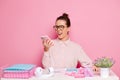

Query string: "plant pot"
[[100, 68, 110, 78]]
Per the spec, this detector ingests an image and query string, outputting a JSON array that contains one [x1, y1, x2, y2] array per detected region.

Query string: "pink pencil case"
[[2, 67, 35, 79]]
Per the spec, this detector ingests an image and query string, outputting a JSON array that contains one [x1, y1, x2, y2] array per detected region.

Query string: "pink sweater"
[[42, 39, 92, 69]]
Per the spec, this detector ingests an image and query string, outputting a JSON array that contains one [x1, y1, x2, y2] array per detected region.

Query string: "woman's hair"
[[56, 13, 71, 27]]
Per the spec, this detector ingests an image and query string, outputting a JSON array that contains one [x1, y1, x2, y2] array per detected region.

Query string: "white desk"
[[1, 71, 119, 80]]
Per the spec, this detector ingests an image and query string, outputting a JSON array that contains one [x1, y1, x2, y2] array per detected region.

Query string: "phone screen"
[[41, 36, 49, 40]]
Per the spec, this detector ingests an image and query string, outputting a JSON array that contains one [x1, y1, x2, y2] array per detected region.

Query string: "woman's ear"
[[67, 27, 70, 34], [67, 27, 70, 32]]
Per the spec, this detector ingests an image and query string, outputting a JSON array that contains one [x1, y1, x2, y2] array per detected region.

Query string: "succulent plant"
[[93, 57, 115, 68]]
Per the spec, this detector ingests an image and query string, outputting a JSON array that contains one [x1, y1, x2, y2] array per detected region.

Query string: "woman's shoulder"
[[51, 39, 58, 43], [70, 40, 82, 49]]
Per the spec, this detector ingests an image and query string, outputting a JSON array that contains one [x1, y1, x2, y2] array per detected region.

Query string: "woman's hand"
[[92, 65, 100, 73], [42, 39, 54, 52]]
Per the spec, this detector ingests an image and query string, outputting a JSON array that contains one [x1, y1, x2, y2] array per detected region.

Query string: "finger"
[[93, 68, 96, 72], [94, 68, 100, 72], [49, 41, 54, 46], [46, 39, 53, 45], [42, 39, 46, 44], [42, 39, 49, 47], [46, 39, 51, 44]]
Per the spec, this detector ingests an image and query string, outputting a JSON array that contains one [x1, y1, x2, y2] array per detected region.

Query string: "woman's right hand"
[[42, 39, 54, 52]]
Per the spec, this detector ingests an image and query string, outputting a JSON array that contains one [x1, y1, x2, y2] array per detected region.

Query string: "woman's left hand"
[[92, 65, 100, 72]]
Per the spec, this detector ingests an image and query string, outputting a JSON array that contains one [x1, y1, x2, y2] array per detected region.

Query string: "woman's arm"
[[77, 47, 92, 67], [41, 37, 54, 68], [42, 51, 52, 68]]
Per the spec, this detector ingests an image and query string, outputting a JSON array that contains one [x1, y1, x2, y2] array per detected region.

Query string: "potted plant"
[[93, 57, 115, 78]]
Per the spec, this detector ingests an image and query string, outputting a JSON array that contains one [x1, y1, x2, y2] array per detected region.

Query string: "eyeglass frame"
[[53, 25, 67, 30]]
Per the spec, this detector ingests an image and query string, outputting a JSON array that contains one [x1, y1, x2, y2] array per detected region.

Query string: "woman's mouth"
[[58, 33, 62, 36]]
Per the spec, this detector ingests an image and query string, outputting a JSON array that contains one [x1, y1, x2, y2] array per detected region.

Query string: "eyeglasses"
[[53, 25, 66, 30]]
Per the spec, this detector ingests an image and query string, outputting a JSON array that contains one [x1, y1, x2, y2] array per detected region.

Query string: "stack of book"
[[2, 64, 36, 79]]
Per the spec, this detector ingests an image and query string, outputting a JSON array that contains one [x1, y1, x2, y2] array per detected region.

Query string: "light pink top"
[[42, 39, 92, 69]]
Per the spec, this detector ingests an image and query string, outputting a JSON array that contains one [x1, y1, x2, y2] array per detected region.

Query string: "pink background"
[[0, 0, 120, 77]]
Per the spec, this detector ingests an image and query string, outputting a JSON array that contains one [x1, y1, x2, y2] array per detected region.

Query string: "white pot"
[[100, 68, 110, 78]]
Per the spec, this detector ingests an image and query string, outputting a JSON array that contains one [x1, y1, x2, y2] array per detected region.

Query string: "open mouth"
[[58, 33, 62, 36]]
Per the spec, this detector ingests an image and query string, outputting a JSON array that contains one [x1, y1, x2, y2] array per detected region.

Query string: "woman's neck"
[[58, 35, 69, 41]]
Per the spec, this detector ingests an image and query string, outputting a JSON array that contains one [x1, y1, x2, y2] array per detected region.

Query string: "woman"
[[42, 13, 94, 69]]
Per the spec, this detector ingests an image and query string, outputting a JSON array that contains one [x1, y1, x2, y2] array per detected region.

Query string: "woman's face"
[[54, 20, 70, 40]]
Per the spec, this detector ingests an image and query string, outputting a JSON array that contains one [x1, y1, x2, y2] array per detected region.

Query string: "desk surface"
[[1, 71, 119, 80]]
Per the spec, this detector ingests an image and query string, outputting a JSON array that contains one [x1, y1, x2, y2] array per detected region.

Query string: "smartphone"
[[41, 35, 49, 40], [41, 35, 54, 45]]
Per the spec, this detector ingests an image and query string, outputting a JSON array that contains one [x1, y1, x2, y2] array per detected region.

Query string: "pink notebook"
[[2, 64, 36, 79], [2, 67, 35, 79]]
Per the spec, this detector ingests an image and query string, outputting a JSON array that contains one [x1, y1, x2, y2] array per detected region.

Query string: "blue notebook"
[[4, 64, 35, 71]]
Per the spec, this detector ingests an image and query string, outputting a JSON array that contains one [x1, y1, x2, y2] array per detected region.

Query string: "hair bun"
[[62, 13, 69, 17]]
